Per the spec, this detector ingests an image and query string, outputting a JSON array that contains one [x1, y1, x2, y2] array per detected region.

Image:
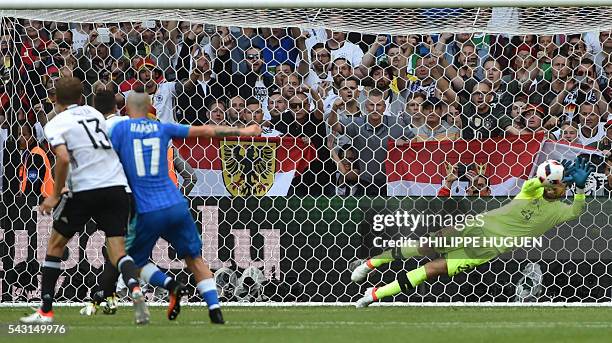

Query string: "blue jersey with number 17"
[[109, 118, 190, 214]]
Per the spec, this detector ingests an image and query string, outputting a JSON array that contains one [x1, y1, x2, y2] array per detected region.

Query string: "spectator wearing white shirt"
[[298, 43, 332, 92], [578, 102, 608, 146], [302, 29, 366, 79], [322, 57, 354, 116], [121, 59, 202, 124], [70, 23, 93, 54]]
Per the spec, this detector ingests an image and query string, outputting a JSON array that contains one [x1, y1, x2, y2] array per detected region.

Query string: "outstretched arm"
[[188, 124, 262, 138], [554, 188, 586, 224], [554, 157, 593, 222]]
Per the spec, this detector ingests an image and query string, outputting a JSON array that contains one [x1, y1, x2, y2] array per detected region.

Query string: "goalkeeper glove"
[[570, 157, 595, 189], [561, 159, 576, 186]]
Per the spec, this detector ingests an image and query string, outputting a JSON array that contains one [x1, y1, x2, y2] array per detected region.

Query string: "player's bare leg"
[[184, 256, 224, 324], [356, 258, 448, 308], [107, 236, 149, 325], [20, 230, 69, 323]]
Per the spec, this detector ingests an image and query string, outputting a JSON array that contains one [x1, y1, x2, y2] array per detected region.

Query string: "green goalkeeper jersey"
[[474, 178, 586, 247]]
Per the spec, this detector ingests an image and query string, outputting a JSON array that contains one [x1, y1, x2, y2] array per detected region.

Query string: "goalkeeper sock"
[[368, 246, 421, 268], [117, 255, 140, 293], [40, 255, 62, 313], [140, 263, 174, 289], [374, 266, 427, 300], [196, 278, 220, 310]]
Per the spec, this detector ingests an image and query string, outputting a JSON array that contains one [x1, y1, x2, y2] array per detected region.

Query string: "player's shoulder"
[[46, 107, 77, 128], [106, 114, 129, 127], [107, 116, 132, 135]]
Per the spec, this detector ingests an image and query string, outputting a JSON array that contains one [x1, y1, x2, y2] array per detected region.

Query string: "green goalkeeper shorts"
[[431, 225, 498, 277], [444, 249, 492, 277]]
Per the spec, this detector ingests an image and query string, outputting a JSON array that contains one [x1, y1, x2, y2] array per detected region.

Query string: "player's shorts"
[[430, 225, 499, 277], [125, 200, 202, 267], [94, 191, 135, 232], [444, 249, 492, 277], [53, 186, 129, 239]]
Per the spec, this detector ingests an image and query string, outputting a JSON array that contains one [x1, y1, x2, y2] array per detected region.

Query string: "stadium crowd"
[[0, 18, 611, 198]]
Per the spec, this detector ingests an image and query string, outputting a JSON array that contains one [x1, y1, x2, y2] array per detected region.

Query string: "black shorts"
[[94, 192, 135, 232], [53, 186, 129, 238]]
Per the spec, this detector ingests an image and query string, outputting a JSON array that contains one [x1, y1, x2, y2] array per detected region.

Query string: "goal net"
[[0, 6, 611, 306]]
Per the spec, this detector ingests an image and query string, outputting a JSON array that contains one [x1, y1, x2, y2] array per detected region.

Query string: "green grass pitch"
[[1, 306, 612, 343]]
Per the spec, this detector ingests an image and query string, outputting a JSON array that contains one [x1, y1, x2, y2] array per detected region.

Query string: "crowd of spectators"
[[1, 18, 611, 197]]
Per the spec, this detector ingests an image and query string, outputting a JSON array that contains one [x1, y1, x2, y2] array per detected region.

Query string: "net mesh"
[[0, 8, 611, 306], [3, 7, 612, 35]]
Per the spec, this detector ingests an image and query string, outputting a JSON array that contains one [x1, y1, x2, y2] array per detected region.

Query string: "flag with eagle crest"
[[174, 136, 316, 196]]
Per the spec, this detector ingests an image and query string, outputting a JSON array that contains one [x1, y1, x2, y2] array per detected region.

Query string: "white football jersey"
[[44, 105, 128, 193], [105, 113, 129, 131], [105, 114, 132, 193], [123, 82, 177, 124]]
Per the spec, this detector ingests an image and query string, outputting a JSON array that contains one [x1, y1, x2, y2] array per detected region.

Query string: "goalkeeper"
[[352, 157, 594, 307]]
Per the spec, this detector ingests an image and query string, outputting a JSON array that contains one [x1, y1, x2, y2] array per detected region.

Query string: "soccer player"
[[20, 77, 147, 324], [352, 158, 594, 307], [81, 90, 194, 318], [108, 92, 261, 324]]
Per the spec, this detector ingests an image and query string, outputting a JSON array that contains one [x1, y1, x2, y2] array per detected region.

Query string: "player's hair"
[[55, 77, 83, 105], [93, 89, 117, 115]]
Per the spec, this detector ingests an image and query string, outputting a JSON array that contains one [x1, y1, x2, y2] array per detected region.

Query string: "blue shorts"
[[125, 201, 202, 267]]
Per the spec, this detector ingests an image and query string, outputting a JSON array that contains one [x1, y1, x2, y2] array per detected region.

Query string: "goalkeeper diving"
[[352, 157, 594, 307]]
